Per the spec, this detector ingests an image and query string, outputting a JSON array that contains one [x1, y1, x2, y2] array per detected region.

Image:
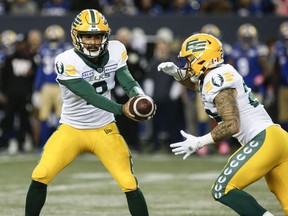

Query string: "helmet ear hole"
[[198, 60, 205, 65]]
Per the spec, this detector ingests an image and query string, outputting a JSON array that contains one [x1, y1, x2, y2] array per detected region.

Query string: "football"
[[129, 95, 156, 121]]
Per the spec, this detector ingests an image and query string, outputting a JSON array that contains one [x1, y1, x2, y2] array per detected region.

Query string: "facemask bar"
[[77, 32, 109, 58]]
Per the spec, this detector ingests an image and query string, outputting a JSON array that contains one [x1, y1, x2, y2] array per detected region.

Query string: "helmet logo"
[[186, 39, 207, 52]]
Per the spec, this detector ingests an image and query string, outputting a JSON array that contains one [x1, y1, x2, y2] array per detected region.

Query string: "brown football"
[[129, 95, 156, 120]]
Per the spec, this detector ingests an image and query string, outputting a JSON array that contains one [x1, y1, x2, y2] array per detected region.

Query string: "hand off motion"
[[157, 62, 186, 81], [122, 97, 141, 122], [170, 130, 204, 160]]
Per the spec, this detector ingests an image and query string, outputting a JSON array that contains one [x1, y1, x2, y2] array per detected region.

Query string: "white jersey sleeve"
[[201, 64, 274, 145], [54, 41, 128, 129]]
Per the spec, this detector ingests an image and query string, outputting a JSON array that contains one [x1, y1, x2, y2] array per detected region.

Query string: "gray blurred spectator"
[[112, 27, 148, 152], [131, 27, 148, 56], [102, 0, 137, 16], [143, 27, 184, 153], [9, 0, 38, 15]]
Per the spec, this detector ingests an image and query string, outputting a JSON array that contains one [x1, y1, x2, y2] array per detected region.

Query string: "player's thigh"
[[94, 122, 137, 192], [229, 126, 287, 190], [39, 85, 54, 120], [265, 161, 288, 214], [32, 124, 83, 184], [265, 127, 288, 212], [278, 87, 288, 122], [212, 126, 285, 197], [51, 85, 62, 117]]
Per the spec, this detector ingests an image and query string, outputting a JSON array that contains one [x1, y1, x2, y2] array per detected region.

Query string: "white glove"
[[32, 92, 41, 109], [170, 130, 203, 159], [170, 130, 214, 160], [157, 62, 186, 81]]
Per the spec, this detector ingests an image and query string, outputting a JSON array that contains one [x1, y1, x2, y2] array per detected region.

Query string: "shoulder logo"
[[55, 61, 64, 74], [211, 74, 224, 87]]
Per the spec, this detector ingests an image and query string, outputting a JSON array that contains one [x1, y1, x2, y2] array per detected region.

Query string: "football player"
[[25, 9, 152, 216], [274, 21, 288, 131], [32, 24, 72, 150], [228, 23, 272, 103], [158, 33, 288, 215]]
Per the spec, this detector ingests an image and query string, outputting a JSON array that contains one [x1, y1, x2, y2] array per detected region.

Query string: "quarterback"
[[158, 33, 288, 215], [25, 9, 152, 216]]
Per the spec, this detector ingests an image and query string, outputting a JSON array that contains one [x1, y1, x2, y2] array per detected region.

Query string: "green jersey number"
[[243, 83, 259, 108], [92, 80, 108, 95]]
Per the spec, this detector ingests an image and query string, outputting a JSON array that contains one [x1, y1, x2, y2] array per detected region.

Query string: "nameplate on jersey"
[[104, 64, 117, 73], [82, 70, 94, 79]]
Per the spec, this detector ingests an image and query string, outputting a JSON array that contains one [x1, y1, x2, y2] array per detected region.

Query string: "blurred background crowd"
[[0, 0, 286, 17], [0, 0, 287, 157]]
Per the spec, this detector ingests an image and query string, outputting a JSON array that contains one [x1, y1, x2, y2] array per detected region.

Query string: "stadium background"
[[1, 14, 286, 44]]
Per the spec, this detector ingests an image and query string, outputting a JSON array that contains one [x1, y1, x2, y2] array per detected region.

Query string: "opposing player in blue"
[[228, 23, 271, 102], [25, 9, 153, 216], [32, 24, 72, 150], [274, 21, 288, 131], [158, 33, 288, 215]]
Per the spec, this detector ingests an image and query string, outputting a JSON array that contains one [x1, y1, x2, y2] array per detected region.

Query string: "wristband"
[[198, 133, 214, 146]]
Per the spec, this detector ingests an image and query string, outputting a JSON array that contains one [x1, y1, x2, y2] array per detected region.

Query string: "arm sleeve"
[[116, 65, 145, 97], [57, 78, 123, 115]]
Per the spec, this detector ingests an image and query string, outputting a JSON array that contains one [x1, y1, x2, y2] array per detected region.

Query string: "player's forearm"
[[211, 88, 240, 142], [211, 121, 239, 142], [58, 78, 123, 115], [179, 79, 198, 90], [116, 65, 145, 97]]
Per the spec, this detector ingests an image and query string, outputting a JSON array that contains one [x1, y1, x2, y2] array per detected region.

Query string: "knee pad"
[[31, 164, 49, 184], [119, 174, 137, 192]]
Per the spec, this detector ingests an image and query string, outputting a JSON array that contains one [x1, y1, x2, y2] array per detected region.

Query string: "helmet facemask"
[[71, 9, 111, 58], [75, 31, 110, 58], [179, 33, 224, 83]]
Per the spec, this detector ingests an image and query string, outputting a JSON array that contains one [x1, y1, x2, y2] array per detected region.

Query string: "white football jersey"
[[54, 40, 127, 129], [201, 64, 274, 145]]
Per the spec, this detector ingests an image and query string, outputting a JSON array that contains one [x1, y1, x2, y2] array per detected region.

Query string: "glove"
[[122, 97, 141, 122], [170, 130, 204, 160], [32, 92, 41, 109], [157, 62, 186, 81]]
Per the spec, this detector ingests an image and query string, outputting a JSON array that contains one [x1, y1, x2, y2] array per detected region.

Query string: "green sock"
[[125, 188, 149, 216], [217, 189, 266, 216], [25, 180, 47, 216]]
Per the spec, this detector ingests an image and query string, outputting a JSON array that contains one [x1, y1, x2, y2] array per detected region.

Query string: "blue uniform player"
[[33, 24, 72, 149]]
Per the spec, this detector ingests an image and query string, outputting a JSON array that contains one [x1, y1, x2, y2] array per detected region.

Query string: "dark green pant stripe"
[[211, 130, 266, 199]]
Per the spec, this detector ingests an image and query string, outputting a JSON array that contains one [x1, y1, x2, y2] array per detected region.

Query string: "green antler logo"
[[186, 39, 207, 52]]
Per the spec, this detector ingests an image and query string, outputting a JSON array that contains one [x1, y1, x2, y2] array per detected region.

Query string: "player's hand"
[[170, 130, 203, 160], [122, 97, 141, 122], [32, 92, 41, 109], [157, 62, 186, 81]]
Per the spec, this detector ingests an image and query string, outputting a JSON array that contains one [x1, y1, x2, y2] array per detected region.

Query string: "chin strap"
[[190, 60, 210, 83]]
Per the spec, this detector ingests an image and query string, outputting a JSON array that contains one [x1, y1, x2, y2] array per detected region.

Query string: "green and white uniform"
[[202, 64, 288, 215], [201, 63, 274, 145], [54, 40, 143, 129], [31, 40, 144, 192]]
